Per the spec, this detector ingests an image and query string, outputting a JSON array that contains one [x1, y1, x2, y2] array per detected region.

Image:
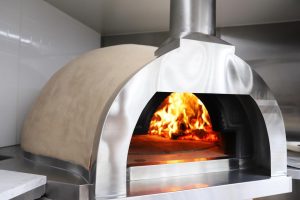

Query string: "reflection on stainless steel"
[[128, 158, 240, 181], [23, 151, 90, 183], [219, 22, 300, 140], [170, 0, 216, 37], [95, 37, 290, 198], [282, 106, 300, 139], [125, 173, 291, 200], [248, 60, 300, 141], [155, 0, 228, 56]]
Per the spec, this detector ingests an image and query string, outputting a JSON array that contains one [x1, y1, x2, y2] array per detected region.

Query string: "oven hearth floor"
[[128, 135, 227, 166]]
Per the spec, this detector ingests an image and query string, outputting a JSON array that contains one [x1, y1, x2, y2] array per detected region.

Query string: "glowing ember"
[[148, 93, 219, 142]]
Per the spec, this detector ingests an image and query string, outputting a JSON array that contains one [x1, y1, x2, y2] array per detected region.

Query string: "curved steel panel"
[[95, 39, 287, 198]]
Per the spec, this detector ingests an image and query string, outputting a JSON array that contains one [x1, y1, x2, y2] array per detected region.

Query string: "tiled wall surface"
[[0, 0, 100, 147]]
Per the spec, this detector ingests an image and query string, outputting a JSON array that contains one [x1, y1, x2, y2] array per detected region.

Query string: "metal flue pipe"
[[169, 0, 216, 37]]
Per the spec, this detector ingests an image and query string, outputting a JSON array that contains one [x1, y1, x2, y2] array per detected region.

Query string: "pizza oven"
[[15, 0, 291, 199], [95, 40, 290, 199]]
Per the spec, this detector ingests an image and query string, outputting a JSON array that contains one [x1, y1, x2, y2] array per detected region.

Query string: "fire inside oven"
[[128, 92, 270, 174]]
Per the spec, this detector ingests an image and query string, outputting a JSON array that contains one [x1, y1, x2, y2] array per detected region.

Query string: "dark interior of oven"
[[128, 92, 271, 176]]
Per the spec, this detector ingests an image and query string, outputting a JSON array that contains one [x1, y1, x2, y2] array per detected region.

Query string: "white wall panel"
[[0, 0, 100, 147], [0, 0, 20, 147], [16, 55, 76, 140], [0, 53, 18, 147]]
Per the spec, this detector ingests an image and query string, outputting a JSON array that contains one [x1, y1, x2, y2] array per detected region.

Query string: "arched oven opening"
[[128, 92, 270, 183]]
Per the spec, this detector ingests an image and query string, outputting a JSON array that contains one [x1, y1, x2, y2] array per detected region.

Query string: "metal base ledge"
[[288, 167, 300, 180], [115, 176, 292, 200]]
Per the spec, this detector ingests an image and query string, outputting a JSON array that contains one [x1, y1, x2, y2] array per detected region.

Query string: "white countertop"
[[0, 170, 46, 200]]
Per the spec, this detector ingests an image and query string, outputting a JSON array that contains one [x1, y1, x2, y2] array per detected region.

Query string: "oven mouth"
[[129, 92, 226, 167], [127, 92, 270, 181]]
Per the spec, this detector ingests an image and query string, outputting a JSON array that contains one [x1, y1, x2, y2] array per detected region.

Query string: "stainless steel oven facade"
[[95, 38, 290, 199]]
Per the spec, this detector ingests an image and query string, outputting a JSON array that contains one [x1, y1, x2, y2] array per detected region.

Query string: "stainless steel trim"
[[121, 176, 292, 200], [128, 158, 240, 181], [156, 0, 222, 56], [154, 0, 225, 58], [155, 33, 230, 57], [23, 151, 90, 183], [46, 181, 91, 200]]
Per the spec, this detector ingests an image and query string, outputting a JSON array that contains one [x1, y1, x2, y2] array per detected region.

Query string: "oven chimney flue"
[[170, 0, 216, 37], [156, 0, 216, 56]]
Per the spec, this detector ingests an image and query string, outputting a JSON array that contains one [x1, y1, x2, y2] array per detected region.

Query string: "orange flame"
[[148, 93, 219, 142]]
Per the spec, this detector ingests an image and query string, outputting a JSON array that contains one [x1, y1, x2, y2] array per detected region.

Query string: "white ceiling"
[[45, 0, 300, 36]]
